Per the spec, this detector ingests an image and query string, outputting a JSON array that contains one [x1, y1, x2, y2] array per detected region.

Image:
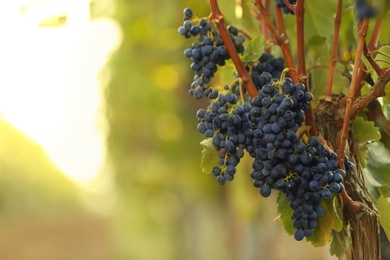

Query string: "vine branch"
[[295, 0, 318, 137], [351, 68, 390, 118], [325, 0, 343, 98], [338, 18, 369, 172], [254, 0, 298, 83], [209, 0, 258, 98]]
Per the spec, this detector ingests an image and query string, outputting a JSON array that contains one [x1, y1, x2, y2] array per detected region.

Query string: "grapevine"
[[178, 0, 390, 259]]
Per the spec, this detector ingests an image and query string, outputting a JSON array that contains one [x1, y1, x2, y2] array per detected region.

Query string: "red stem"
[[295, 0, 318, 137], [338, 19, 369, 170], [325, 0, 343, 98], [254, 0, 298, 83], [295, 0, 306, 81], [209, 0, 258, 98]]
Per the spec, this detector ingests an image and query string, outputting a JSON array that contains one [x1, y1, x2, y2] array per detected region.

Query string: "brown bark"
[[315, 95, 381, 260]]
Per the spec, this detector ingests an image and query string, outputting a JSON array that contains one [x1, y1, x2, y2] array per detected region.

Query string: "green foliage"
[[375, 46, 390, 104], [304, 1, 337, 41], [378, 196, 390, 241], [351, 116, 381, 167], [366, 142, 390, 186], [200, 138, 220, 174], [242, 36, 267, 63], [276, 192, 295, 235], [329, 226, 352, 260]]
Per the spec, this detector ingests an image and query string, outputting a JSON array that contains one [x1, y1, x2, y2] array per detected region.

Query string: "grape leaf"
[[375, 46, 390, 69], [242, 36, 266, 63], [307, 196, 343, 247], [351, 117, 381, 168], [372, 46, 390, 104], [378, 13, 390, 46], [378, 186, 390, 198], [200, 138, 219, 174], [304, 1, 337, 40], [309, 62, 350, 98], [363, 168, 382, 201], [329, 226, 352, 260], [351, 117, 381, 143], [366, 141, 390, 186], [378, 196, 390, 241], [275, 191, 295, 235]]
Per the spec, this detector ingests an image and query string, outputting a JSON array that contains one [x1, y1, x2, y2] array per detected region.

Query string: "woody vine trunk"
[[315, 95, 380, 260]]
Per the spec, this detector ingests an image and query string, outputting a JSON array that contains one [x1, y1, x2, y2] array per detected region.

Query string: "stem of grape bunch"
[[209, 0, 258, 98]]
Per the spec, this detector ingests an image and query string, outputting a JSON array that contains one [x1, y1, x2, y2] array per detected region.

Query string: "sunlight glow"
[[0, 1, 122, 182]]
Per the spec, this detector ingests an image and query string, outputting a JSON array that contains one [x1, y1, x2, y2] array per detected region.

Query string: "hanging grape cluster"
[[178, 8, 246, 99], [178, 7, 354, 242]]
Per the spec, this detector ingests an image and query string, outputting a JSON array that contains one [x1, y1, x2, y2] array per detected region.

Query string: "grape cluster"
[[195, 72, 352, 241], [196, 89, 253, 185], [181, 7, 353, 243], [274, 0, 297, 14], [251, 53, 285, 89], [178, 8, 246, 99], [245, 73, 350, 240]]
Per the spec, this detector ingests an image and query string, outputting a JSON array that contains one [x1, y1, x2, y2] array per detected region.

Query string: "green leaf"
[[351, 117, 381, 167], [352, 117, 381, 143], [307, 35, 327, 46], [307, 196, 343, 247], [275, 191, 295, 235], [242, 36, 266, 63], [372, 47, 390, 105], [363, 168, 382, 201], [309, 62, 350, 98], [330, 227, 352, 260], [304, 1, 337, 40], [378, 186, 390, 198], [378, 196, 390, 241], [366, 142, 390, 186], [200, 138, 220, 174], [378, 12, 390, 45], [375, 46, 390, 70]]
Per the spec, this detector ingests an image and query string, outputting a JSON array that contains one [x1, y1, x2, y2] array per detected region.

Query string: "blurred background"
[[0, 0, 336, 259]]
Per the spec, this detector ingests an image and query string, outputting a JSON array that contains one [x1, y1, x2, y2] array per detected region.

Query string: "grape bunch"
[[178, 8, 246, 99], [195, 72, 352, 241], [180, 7, 354, 243], [245, 73, 351, 240], [274, 0, 297, 14], [196, 88, 253, 185]]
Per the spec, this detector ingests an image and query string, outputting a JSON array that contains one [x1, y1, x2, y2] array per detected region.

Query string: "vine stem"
[[209, 0, 258, 98], [351, 68, 390, 118], [259, 0, 271, 51], [253, 0, 298, 83], [295, 0, 318, 137], [352, 17, 384, 98], [338, 18, 369, 171], [367, 17, 383, 52], [325, 0, 343, 98]]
